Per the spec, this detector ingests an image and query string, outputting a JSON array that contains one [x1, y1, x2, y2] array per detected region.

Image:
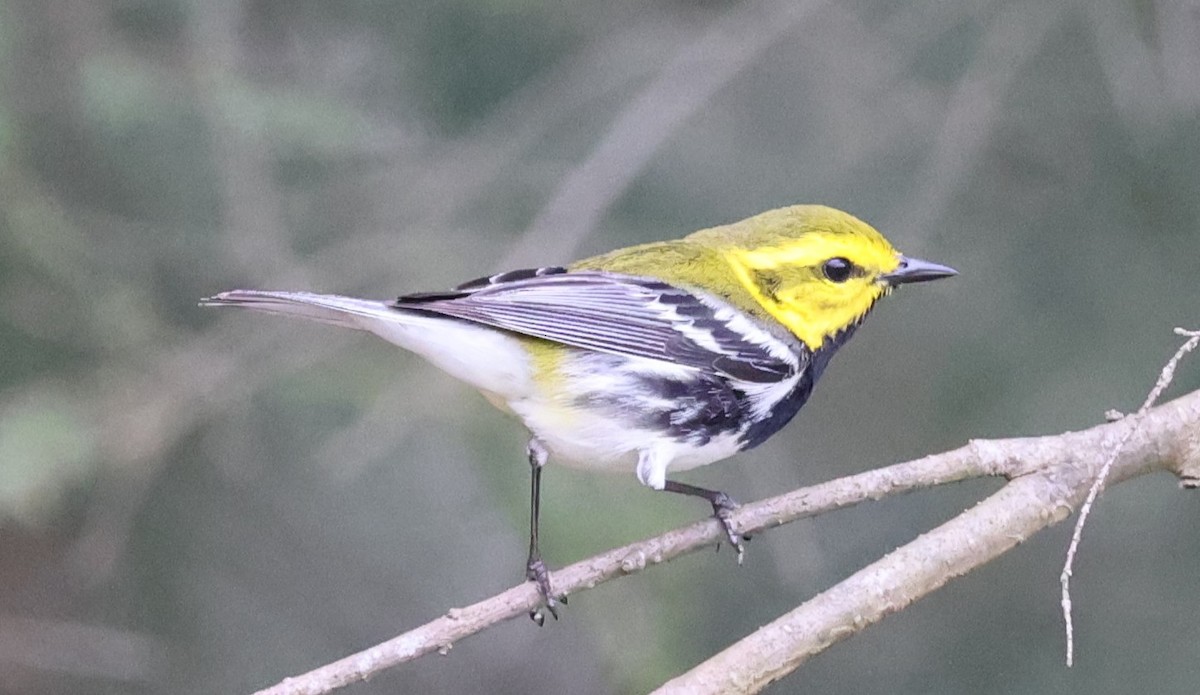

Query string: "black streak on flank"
[[648, 374, 748, 446], [569, 352, 749, 447]]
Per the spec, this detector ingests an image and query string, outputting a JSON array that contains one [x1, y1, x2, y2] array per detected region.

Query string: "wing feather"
[[393, 271, 801, 383]]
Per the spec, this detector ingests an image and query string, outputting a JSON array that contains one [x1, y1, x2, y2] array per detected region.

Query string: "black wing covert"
[[393, 270, 799, 383]]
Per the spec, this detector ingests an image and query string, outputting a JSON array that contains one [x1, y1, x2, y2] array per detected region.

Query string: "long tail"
[[200, 290, 399, 332], [201, 289, 534, 398]]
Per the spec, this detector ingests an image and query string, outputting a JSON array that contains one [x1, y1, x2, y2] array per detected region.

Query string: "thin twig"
[[1060, 327, 1200, 666]]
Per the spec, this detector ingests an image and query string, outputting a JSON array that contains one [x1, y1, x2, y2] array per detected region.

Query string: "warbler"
[[201, 204, 955, 622]]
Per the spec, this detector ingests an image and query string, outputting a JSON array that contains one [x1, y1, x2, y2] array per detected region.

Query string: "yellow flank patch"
[[523, 336, 568, 390]]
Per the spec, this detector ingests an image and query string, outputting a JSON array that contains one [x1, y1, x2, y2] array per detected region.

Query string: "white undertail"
[[201, 290, 536, 399]]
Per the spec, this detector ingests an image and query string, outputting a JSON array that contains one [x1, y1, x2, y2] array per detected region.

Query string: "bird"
[[201, 204, 956, 623]]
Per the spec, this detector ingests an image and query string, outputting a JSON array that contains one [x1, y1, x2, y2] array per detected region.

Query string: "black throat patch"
[[738, 320, 862, 450]]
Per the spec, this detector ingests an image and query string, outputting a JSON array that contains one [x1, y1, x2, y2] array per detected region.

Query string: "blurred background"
[[1, 0, 1198, 693]]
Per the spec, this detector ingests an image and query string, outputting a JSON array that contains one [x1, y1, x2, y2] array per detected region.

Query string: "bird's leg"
[[525, 439, 563, 625], [661, 480, 749, 563]]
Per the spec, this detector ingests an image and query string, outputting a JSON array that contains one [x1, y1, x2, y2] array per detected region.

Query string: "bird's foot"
[[526, 554, 567, 625], [708, 491, 751, 564]]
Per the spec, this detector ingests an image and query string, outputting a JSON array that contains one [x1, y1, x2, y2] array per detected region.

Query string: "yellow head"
[[692, 205, 955, 350]]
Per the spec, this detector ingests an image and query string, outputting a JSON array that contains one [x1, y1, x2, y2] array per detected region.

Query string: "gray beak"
[[880, 255, 958, 286]]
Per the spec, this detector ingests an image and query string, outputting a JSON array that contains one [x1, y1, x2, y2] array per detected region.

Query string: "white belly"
[[507, 384, 744, 477]]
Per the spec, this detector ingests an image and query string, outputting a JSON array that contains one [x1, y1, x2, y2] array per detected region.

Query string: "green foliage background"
[[0, 1, 1197, 693]]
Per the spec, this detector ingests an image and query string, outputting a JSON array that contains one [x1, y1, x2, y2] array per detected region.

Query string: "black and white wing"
[[393, 268, 803, 383]]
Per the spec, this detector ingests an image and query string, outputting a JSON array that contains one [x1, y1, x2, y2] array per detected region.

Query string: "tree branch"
[[252, 382, 1200, 695]]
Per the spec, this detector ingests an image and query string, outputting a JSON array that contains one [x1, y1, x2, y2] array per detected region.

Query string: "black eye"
[[822, 257, 853, 283]]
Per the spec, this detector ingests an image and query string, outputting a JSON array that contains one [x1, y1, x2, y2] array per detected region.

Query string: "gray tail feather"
[[200, 290, 397, 332]]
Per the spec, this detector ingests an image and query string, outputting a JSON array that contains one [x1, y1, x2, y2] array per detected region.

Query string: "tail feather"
[[201, 289, 536, 398], [200, 290, 397, 332]]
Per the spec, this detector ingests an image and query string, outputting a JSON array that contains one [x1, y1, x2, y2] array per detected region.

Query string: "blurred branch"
[[187, 0, 302, 285], [0, 616, 166, 684], [507, 0, 826, 267], [892, 0, 1065, 236], [1154, 0, 1200, 110], [251, 380, 1200, 695], [1083, 1, 1173, 145]]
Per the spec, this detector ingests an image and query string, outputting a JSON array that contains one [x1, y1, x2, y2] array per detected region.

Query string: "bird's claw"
[[710, 493, 750, 564], [526, 555, 566, 625]]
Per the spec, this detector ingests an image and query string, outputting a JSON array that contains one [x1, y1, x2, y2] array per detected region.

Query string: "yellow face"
[[723, 228, 903, 350]]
